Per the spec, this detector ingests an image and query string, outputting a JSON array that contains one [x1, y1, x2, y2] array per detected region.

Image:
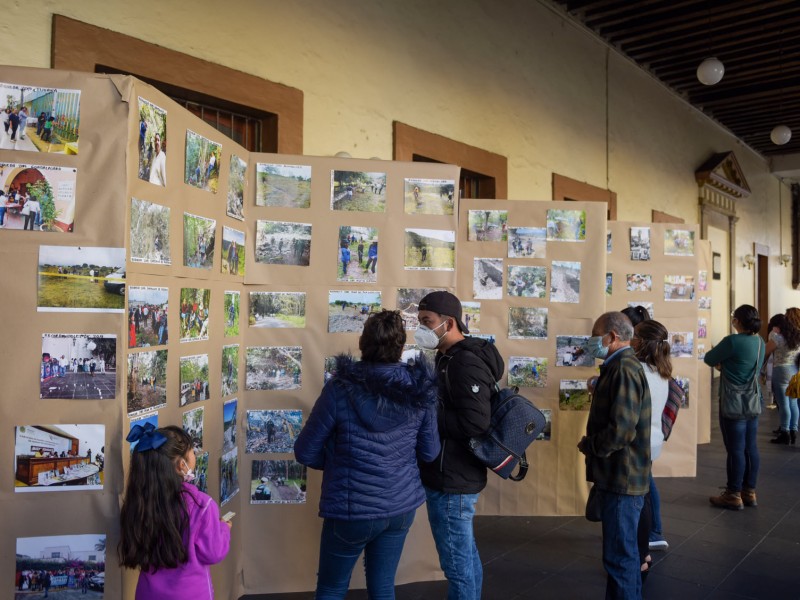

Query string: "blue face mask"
[[587, 335, 609, 359]]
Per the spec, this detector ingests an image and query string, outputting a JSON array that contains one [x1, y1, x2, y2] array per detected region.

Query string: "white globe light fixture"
[[696, 57, 725, 85], [770, 125, 792, 145]]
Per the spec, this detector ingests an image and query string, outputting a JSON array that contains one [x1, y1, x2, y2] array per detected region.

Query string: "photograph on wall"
[[130, 197, 170, 265], [473, 258, 503, 299], [179, 287, 211, 342], [630, 227, 651, 261], [669, 332, 694, 358], [221, 344, 239, 397], [323, 355, 339, 384], [246, 346, 302, 390], [664, 229, 695, 256], [127, 350, 167, 416], [220, 447, 239, 506], [256, 163, 311, 208], [331, 170, 386, 212], [404, 178, 455, 215], [698, 270, 708, 292], [462, 301, 481, 333], [38, 246, 125, 312], [674, 376, 690, 407], [179, 354, 210, 407], [396, 287, 446, 329], [1, 163, 77, 232], [626, 273, 652, 292], [607, 230, 612, 253], [191, 451, 209, 493], [404, 228, 455, 270], [698, 318, 708, 339], [249, 292, 306, 328], [224, 290, 240, 337], [508, 226, 545, 258], [664, 275, 695, 301], [183, 212, 216, 270], [627, 302, 654, 318], [605, 273, 612, 296], [246, 409, 303, 454], [555, 335, 593, 367], [138, 96, 167, 186], [0, 82, 80, 154], [469, 333, 496, 344], [338, 226, 379, 282], [14, 425, 104, 492], [221, 226, 245, 276], [182, 406, 204, 451], [508, 307, 548, 339], [40, 334, 116, 399], [698, 296, 712, 310], [400, 345, 436, 366], [550, 261, 581, 303], [227, 154, 247, 220], [250, 459, 307, 504], [255, 220, 312, 266], [128, 412, 159, 451], [537, 409, 552, 441], [467, 209, 508, 241], [328, 290, 382, 333], [559, 379, 590, 410], [546, 209, 586, 242], [184, 129, 221, 193], [223, 398, 237, 454], [508, 356, 547, 388], [507, 265, 546, 298], [16, 534, 104, 598], [697, 344, 706, 360], [128, 286, 169, 348]]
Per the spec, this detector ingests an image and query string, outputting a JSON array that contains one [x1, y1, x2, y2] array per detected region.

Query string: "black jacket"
[[419, 337, 505, 494]]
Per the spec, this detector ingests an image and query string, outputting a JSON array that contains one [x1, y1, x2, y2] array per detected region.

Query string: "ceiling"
[[550, 0, 800, 164]]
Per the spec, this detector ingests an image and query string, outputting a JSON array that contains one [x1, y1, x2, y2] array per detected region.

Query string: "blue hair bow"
[[126, 422, 167, 452]]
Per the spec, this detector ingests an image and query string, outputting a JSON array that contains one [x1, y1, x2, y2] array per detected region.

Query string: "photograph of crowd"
[[220, 447, 239, 506], [468, 209, 508, 242], [331, 170, 386, 212], [396, 287, 445, 329], [126, 350, 167, 416], [473, 258, 503, 299], [664, 229, 695, 256], [507, 265, 546, 298], [337, 226, 379, 283], [221, 344, 239, 397], [138, 97, 166, 186], [550, 261, 581, 303], [404, 178, 455, 215], [405, 228, 456, 270], [669, 332, 694, 358], [246, 346, 302, 390], [184, 129, 221, 193], [508, 307, 548, 339], [182, 406, 204, 451], [15, 533, 104, 599], [179, 287, 211, 342], [223, 399, 237, 454], [255, 220, 312, 266], [227, 154, 247, 220], [246, 409, 303, 454], [183, 212, 216, 270], [559, 379, 590, 410], [179, 354, 210, 407], [546, 209, 586, 242], [1, 162, 77, 232], [664, 275, 695, 301], [221, 226, 245, 276], [508, 227, 545, 258], [462, 301, 481, 333], [249, 292, 306, 328], [224, 291, 240, 337], [250, 460, 307, 505], [40, 334, 116, 399], [130, 198, 170, 264], [256, 163, 311, 208], [555, 335, 593, 367], [128, 286, 169, 348], [507, 356, 548, 388], [630, 226, 651, 261], [328, 290, 382, 333], [626, 273, 652, 292], [38, 246, 125, 312]]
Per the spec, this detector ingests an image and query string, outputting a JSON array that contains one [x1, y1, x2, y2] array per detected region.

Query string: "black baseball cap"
[[418, 291, 469, 334]]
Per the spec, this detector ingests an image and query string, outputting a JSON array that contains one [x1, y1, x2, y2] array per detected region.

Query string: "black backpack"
[[444, 354, 547, 481]]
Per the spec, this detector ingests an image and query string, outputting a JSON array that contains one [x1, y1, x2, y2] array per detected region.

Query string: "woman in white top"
[[764, 310, 800, 444]]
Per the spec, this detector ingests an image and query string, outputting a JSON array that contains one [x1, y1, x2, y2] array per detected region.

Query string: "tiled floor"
[[246, 394, 800, 599]]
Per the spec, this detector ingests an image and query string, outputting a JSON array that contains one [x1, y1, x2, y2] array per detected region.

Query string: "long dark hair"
[[633, 320, 672, 379], [118, 426, 194, 572], [783, 308, 800, 350]]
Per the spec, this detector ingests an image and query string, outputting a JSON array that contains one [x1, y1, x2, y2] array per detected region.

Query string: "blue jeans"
[[719, 416, 760, 491], [597, 489, 644, 600], [316, 510, 415, 600], [648, 472, 662, 537], [425, 487, 481, 600], [773, 365, 799, 431]]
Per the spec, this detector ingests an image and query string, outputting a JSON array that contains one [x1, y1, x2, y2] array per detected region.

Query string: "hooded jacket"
[[419, 337, 505, 494], [294, 354, 440, 520]]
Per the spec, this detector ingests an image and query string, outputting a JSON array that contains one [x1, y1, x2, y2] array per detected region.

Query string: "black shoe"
[[770, 431, 791, 445], [773, 427, 782, 434], [791, 431, 797, 445]]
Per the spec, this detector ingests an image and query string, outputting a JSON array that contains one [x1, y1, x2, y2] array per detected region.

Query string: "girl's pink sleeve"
[[194, 497, 231, 565]]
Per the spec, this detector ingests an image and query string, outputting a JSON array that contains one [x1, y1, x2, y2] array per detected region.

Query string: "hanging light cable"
[[771, 37, 792, 145], [697, 3, 724, 85]]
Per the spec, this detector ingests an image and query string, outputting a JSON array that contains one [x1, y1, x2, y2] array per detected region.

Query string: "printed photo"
[[698, 270, 708, 292], [674, 376, 690, 407], [331, 170, 386, 212], [221, 226, 245, 276], [324, 355, 340, 384], [128, 412, 158, 451], [669, 332, 694, 358], [537, 409, 552, 441], [697, 344, 706, 360], [555, 336, 593, 367], [224, 290, 240, 337], [508, 227, 545, 258], [698, 318, 707, 339], [396, 287, 446, 329], [626, 273, 652, 292], [180, 354, 210, 407], [38, 246, 124, 313], [183, 213, 216, 270], [405, 228, 455, 270], [15, 425, 104, 492], [328, 290, 382, 333], [220, 447, 239, 506], [468, 209, 508, 242], [462, 301, 481, 333], [550, 261, 581, 303], [607, 230, 612, 253], [508, 356, 548, 388], [559, 379, 590, 410], [16, 534, 105, 600], [400, 345, 436, 367], [469, 333, 496, 344], [627, 302, 654, 318], [630, 227, 651, 261], [246, 409, 303, 454], [223, 398, 238, 454], [508, 307, 548, 339], [473, 258, 503, 299], [546, 209, 586, 242], [1, 163, 77, 232], [507, 265, 547, 298], [182, 406, 204, 451], [179, 287, 211, 342], [130, 197, 170, 264], [250, 292, 306, 328], [605, 272, 612, 296], [227, 154, 247, 220], [138, 97, 167, 185], [664, 275, 695, 301], [698, 296, 712, 310], [192, 451, 209, 493], [127, 350, 167, 415], [255, 220, 311, 266], [404, 178, 455, 215], [128, 286, 169, 348], [250, 460, 307, 504], [0, 83, 81, 154], [41, 334, 116, 399], [184, 129, 221, 193], [338, 226, 379, 283], [664, 229, 695, 256], [221, 344, 239, 397], [257, 163, 311, 208], [246, 346, 302, 390]]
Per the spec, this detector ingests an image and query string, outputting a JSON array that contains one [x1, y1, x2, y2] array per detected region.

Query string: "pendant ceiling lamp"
[[696, 57, 725, 85], [771, 125, 792, 145]]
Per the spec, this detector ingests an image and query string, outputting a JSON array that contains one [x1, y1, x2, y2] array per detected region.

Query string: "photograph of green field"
[[328, 290, 382, 333], [404, 228, 455, 270], [249, 292, 306, 328], [37, 245, 125, 312], [546, 209, 586, 242], [256, 163, 311, 208], [468, 209, 508, 241], [404, 178, 455, 215], [559, 379, 590, 410], [331, 170, 386, 212]]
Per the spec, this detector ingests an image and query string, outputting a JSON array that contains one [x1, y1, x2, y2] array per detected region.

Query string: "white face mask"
[[180, 459, 196, 483], [414, 321, 447, 350]]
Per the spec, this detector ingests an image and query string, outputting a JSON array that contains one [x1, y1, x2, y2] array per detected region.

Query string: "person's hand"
[[222, 519, 233, 529], [586, 376, 598, 393]]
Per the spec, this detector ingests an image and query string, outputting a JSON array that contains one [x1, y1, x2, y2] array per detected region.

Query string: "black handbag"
[[719, 342, 762, 420]]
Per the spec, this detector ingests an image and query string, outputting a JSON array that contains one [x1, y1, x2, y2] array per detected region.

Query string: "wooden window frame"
[[552, 173, 617, 220]]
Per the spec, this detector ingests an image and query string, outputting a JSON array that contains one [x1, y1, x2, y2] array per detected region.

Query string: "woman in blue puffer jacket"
[[295, 309, 440, 599]]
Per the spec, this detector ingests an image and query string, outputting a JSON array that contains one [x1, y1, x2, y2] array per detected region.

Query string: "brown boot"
[[741, 488, 757, 507], [709, 489, 744, 510]]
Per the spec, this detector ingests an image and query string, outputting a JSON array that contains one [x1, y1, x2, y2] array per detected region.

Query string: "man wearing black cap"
[[416, 291, 504, 599]]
